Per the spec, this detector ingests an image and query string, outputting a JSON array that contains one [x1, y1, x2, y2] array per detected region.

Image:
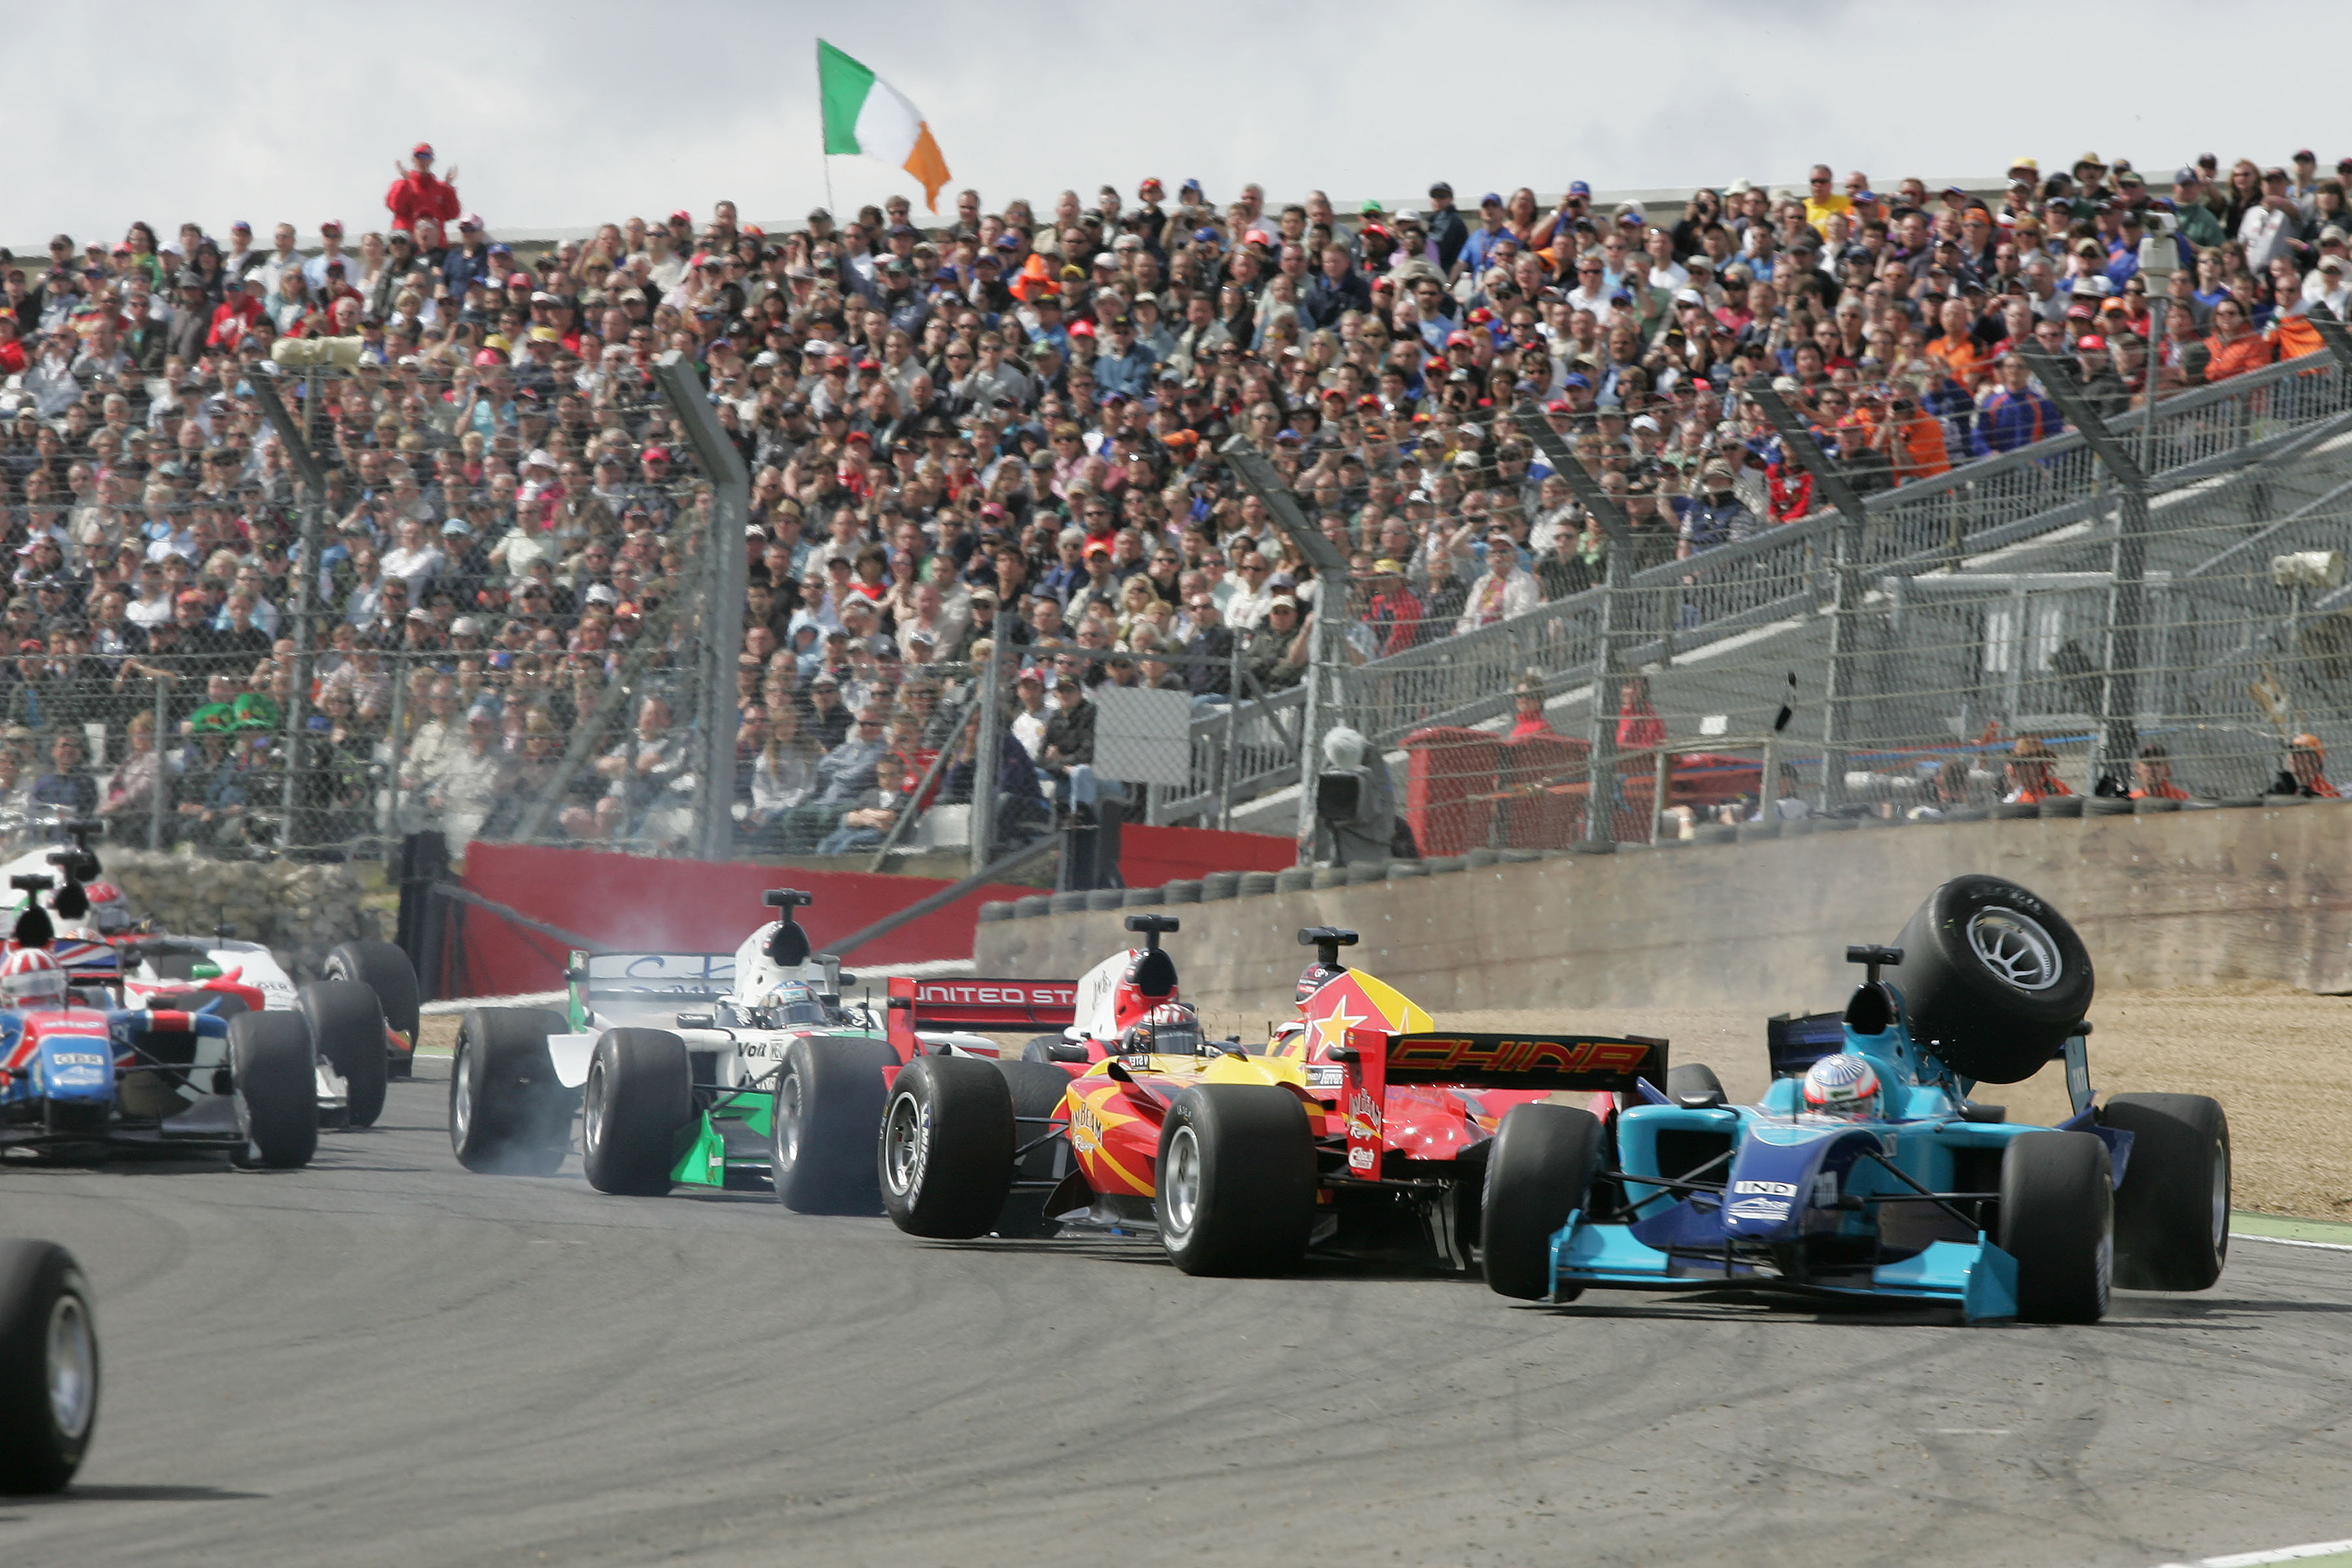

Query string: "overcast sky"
[[10, 0, 2346, 248]]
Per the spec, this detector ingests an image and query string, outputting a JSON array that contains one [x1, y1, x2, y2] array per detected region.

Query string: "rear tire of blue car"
[[770, 1036, 898, 1215], [2000, 1130, 2112, 1323], [581, 1030, 693, 1197], [229, 1011, 318, 1169], [1155, 1085, 1315, 1277], [449, 1008, 571, 1175], [0, 1239, 98, 1494], [300, 981, 388, 1130], [879, 1055, 1015, 1239], [1482, 1104, 1603, 1301], [2103, 1093, 2229, 1292]]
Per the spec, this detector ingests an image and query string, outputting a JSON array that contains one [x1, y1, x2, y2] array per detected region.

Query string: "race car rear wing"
[[884, 975, 1078, 1062], [567, 951, 735, 1030], [1339, 1026, 1669, 1177], [1344, 1028, 1669, 1092]]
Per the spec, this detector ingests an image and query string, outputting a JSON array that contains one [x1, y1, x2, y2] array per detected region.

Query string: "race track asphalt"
[[3, 1062, 2349, 1568]]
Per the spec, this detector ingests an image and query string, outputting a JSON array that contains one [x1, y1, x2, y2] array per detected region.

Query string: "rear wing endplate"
[[885, 975, 1078, 1060]]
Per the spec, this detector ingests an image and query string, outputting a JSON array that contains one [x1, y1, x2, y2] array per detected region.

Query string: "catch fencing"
[[1154, 338, 2352, 851]]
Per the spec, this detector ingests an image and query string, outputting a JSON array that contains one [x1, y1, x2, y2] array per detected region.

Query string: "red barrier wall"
[[449, 843, 1037, 997], [1119, 824, 1296, 888]]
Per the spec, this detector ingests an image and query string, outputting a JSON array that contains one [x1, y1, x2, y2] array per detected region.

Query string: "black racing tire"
[[324, 940, 421, 1081], [991, 1059, 1077, 1238], [1894, 875, 2095, 1084], [229, 1011, 318, 1169], [1019, 1034, 1068, 1063], [1154, 1085, 1316, 1277], [1481, 1103, 1605, 1301], [2103, 1093, 2230, 1292], [879, 1054, 1015, 1239], [770, 1036, 899, 1215], [449, 1007, 572, 1176], [1665, 1064, 1727, 1106], [580, 1029, 693, 1197], [299, 981, 389, 1129], [1999, 1130, 2113, 1324], [0, 1240, 98, 1494]]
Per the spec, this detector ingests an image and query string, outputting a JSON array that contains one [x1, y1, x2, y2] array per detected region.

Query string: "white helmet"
[[1801, 1053, 1883, 1122], [1, 947, 67, 1006]]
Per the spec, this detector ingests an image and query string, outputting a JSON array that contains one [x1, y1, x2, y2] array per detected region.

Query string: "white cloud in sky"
[[7, 0, 2344, 246]]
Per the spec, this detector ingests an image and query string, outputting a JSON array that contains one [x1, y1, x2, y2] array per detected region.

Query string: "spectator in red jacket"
[[385, 142, 461, 235]]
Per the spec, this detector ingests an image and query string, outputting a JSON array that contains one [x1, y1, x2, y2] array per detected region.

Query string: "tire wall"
[[979, 803, 2352, 1017]]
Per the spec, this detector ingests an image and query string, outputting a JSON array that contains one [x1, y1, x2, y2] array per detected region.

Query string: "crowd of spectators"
[[1, 142, 2345, 860]]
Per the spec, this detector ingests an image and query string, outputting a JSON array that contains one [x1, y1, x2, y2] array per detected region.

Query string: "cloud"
[[5, 0, 2338, 247]]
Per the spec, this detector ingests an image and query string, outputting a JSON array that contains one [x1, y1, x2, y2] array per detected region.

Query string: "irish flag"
[[817, 41, 951, 212]]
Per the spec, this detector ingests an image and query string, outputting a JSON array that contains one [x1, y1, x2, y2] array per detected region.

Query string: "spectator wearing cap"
[[1457, 532, 1537, 633], [2169, 167, 2227, 249], [1092, 315, 1158, 401], [385, 143, 461, 234], [2240, 166, 2306, 272], [1422, 182, 1470, 274], [1977, 354, 2065, 454], [1677, 462, 1758, 557], [2274, 733, 2338, 798]]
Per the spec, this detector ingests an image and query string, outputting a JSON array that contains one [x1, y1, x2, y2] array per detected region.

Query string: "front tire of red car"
[[1154, 1085, 1315, 1277]]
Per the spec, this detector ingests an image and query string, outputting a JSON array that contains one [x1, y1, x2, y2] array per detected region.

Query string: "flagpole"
[[815, 40, 836, 219]]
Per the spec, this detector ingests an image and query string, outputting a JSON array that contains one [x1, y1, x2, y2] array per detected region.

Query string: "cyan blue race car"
[[1477, 875, 2230, 1323]]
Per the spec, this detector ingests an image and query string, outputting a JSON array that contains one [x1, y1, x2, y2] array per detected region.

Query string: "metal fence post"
[[651, 353, 751, 862], [1511, 403, 1635, 843], [250, 370, 327, 852], [385, 649, 407, 843], [1220, 442, 1352, 863], [1218, 634, 1243, 832], [2021, 346, 2151, 783], [1745, 381, 1878, 810], [969, 636, 1005, 878], [149, 676, 168, 852]]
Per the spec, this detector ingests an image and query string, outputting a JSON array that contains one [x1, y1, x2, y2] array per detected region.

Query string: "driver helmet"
[[1119, 1001, 1203, 1058], [1802, 1053, 1882, 1121], [761, 979, 825, 1027], [1294, 961, 1345, 1009], [1, 947, 67, 1007], [86, 883, 131, 934]]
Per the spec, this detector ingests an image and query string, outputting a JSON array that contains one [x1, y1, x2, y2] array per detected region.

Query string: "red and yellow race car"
[[879, 915, 1667, 1275]]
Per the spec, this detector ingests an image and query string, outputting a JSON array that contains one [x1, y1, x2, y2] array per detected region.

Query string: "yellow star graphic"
[[1307, 994, 1367, 1060]]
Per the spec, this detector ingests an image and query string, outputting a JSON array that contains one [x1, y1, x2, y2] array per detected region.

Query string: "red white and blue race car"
[[0, 945, 319, 1168], [0, 821, 419, 1130]]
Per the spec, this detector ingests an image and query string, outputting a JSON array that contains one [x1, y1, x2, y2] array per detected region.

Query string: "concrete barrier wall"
[[975, 802, 2352, 1020]]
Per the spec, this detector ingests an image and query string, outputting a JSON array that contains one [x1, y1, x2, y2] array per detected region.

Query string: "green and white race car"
[[446, 889, 1071, 1211]]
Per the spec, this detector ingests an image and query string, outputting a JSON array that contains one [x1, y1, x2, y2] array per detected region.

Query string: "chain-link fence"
[[1266, 344, 2352, 856]]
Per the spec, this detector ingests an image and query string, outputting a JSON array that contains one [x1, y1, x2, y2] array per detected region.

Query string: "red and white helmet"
[[1801, 1053, 1882, 1121], [1, 947, 67, 1006]]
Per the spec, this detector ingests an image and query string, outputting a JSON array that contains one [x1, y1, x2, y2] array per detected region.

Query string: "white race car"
[[446, 889, 1072, 1211]]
